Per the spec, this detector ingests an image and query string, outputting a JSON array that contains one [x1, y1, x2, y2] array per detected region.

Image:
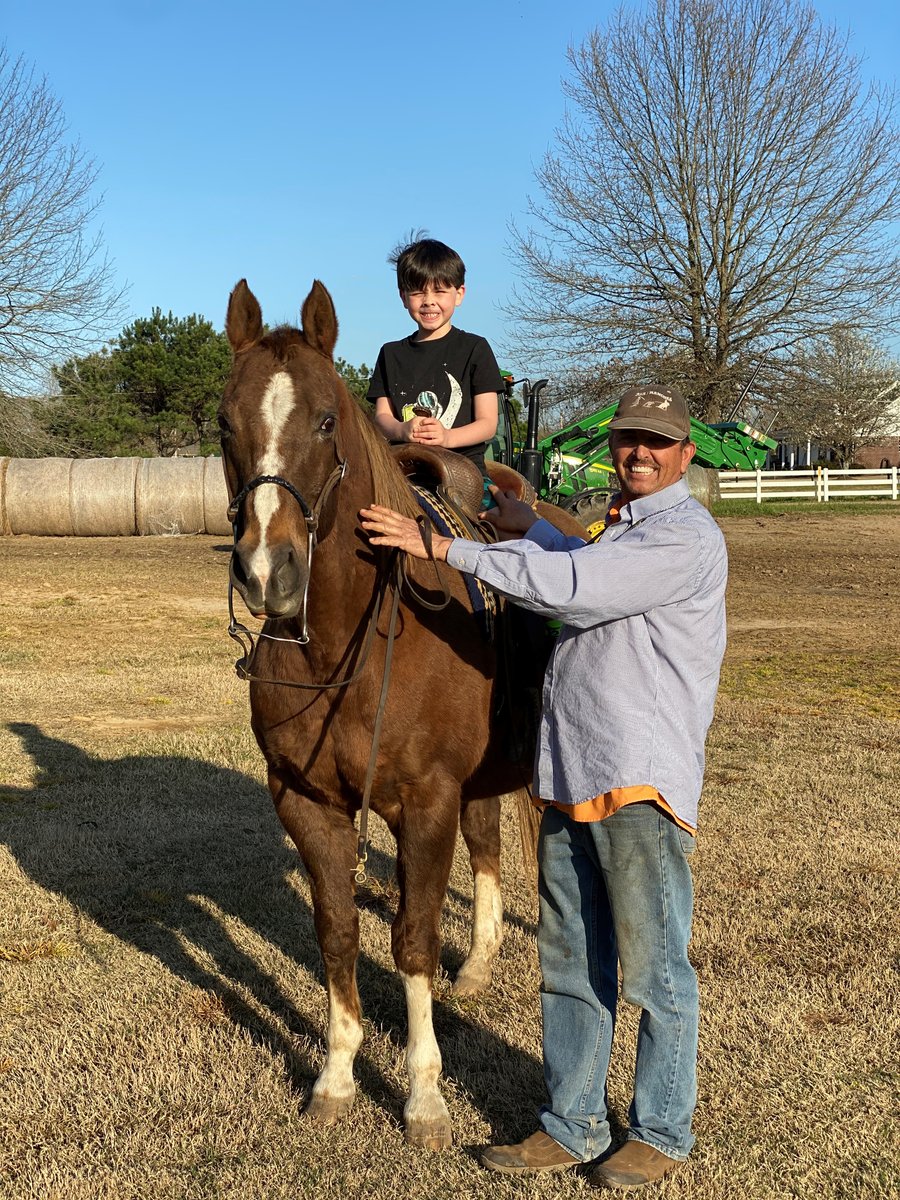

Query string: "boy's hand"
[[410, 417, 447, 446]]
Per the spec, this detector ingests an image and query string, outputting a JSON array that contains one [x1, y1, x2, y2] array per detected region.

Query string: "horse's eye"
[[218, 415, 232, 438], [319, 414, 336, 436]]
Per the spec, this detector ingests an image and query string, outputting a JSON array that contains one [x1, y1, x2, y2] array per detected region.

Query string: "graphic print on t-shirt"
[[400, 372, 463, 427]]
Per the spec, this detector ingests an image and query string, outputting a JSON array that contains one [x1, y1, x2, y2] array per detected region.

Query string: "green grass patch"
[[712, 498, 898, 518]]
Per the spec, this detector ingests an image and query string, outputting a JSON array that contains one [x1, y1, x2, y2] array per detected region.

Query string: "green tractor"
[[490, 375, 776, 529]]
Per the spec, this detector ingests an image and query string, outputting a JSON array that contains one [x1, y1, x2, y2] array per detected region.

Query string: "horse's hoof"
[[303, 1092, 354, 1126], [405, 1120, 452, 1151], [452, 963, 492, 997]]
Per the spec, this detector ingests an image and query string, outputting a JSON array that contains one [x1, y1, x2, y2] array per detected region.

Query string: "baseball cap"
[[607, 385, 691, 441]]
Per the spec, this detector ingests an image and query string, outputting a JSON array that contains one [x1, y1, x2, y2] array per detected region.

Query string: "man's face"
[[609, 429, 696, 502]]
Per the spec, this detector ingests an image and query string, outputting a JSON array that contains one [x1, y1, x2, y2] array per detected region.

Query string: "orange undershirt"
[[535, 787, 696, 834], [533, 499, 696, 835]]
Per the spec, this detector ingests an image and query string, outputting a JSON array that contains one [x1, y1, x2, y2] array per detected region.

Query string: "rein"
[[225, 460, 453, 885]]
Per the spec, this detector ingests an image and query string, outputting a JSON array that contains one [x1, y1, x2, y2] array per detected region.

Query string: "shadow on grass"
[[4, 721, 545, 1143]]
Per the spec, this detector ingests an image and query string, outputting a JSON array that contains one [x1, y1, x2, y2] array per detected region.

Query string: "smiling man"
[[608, 385, 698, 500], [361, 383, 728, 1192]]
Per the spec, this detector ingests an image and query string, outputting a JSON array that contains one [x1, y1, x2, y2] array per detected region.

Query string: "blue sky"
[[4, 0, 898, 378]]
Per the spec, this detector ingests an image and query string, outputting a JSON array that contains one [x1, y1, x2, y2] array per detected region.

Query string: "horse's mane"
[[341, 390, 421, 519]]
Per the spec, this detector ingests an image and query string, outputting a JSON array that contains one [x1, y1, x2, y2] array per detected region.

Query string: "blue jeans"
[[536, 802, 698, 1162]]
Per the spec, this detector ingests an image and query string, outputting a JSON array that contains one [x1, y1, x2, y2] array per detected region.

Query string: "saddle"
[[485, 460, 538, 509], [390, 444, 537, 527]]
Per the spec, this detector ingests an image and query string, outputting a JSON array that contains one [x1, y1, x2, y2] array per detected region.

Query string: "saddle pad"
[[412, 485, 498, 639]]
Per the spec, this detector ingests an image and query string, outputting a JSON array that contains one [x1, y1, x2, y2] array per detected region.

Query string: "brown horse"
[[219, 278, 533, 1150]]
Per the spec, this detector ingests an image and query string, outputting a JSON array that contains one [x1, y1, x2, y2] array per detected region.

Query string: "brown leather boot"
[[589, 1140, 680, 1190], [481, 1130, 582, 1175]]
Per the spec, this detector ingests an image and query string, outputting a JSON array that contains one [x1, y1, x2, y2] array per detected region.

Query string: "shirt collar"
[[613, 478, 692, 527]]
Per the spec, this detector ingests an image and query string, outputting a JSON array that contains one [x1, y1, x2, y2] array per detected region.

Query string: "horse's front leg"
[[393, 778, 460, 1150], [270, 771, 362, 1124], [454, 794, 503, 997]]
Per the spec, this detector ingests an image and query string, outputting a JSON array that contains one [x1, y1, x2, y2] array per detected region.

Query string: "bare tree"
[[0, 48, 123, 411], [0, 390, 57, 457], [509, 0, 900, 421], [778, 329, 900, 466]]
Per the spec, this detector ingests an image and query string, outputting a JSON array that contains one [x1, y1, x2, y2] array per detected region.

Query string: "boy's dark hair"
[[389, 233, 465, 291]]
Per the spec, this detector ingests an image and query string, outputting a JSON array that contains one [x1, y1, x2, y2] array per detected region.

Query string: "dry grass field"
[[1, 511, 898, 1200]]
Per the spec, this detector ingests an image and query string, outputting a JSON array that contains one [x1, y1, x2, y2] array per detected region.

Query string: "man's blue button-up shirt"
[[446, 478, 727, 829]]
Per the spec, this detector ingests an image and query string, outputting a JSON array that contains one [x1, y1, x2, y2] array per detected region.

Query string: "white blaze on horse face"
[[248, 370, 296, 580]]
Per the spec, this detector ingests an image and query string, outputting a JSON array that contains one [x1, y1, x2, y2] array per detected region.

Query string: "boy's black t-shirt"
[[366, 327, 502, 474]]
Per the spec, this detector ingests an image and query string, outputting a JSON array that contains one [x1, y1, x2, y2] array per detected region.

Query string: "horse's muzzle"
[[230, 540, 306, 618]]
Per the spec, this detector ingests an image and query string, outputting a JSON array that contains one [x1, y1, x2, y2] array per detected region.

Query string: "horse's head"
[[219, 279, 349, 619]]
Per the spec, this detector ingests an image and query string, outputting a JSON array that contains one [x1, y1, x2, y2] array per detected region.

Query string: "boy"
[[367, 237, 501, 490]]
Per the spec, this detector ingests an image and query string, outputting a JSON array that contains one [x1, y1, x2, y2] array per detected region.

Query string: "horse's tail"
[[510, 787, 540, 879]]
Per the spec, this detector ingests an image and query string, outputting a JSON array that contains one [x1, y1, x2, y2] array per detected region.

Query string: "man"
[[360, 384, 727, 1191]]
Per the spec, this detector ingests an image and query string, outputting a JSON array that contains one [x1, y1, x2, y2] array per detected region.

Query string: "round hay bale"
[[4, 458, 75, 535], [135, 457, 206, 535], [202, 457, 231, 535], [705, 466, 721, 504], [0, 457, 10, 535], [685, 464, 720, 510], [71, 457, 138, 536]]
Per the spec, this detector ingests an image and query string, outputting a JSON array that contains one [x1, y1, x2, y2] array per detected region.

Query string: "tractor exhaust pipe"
[[517, 378, 549, 491]]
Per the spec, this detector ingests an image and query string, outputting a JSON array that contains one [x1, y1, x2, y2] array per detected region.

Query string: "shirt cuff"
[[525, 518, 578, 550], [446, 538, 483, 574]]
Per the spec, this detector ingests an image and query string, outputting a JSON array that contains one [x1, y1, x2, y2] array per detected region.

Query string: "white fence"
[[717, 466, 899, 503]]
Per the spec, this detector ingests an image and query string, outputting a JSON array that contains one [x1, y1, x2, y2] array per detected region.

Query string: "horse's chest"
[[251, 684, 375, 778]]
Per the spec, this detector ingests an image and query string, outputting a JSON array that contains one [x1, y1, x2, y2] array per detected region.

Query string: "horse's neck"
[[308, 425, 387, 609]]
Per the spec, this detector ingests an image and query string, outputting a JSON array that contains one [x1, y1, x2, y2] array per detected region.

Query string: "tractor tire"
[[563, 488, 615, 535]]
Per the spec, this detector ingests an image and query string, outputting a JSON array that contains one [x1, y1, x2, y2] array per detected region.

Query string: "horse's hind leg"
[[454, 794, 503, 997], [270, 772, 362, 1125], [392, 779, 460, 1150]]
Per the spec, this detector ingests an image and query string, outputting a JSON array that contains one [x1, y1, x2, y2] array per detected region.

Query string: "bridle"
[[226, 462, 346, 651], [224, 449, 452, 884]]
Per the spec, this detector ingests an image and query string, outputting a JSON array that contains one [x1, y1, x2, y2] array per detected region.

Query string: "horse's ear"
[[301, 280, 338, 360], [226, 279, 264, 353]]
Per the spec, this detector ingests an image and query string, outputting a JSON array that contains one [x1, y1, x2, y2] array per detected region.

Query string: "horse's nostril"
[[230, 552, 249, 587], [230, 544, 255, 590], [269, 546, 302, 603]]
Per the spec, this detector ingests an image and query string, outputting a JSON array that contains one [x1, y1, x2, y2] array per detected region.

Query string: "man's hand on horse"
[[479, 486, 539, 539], [360, 505, 452, 561]]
